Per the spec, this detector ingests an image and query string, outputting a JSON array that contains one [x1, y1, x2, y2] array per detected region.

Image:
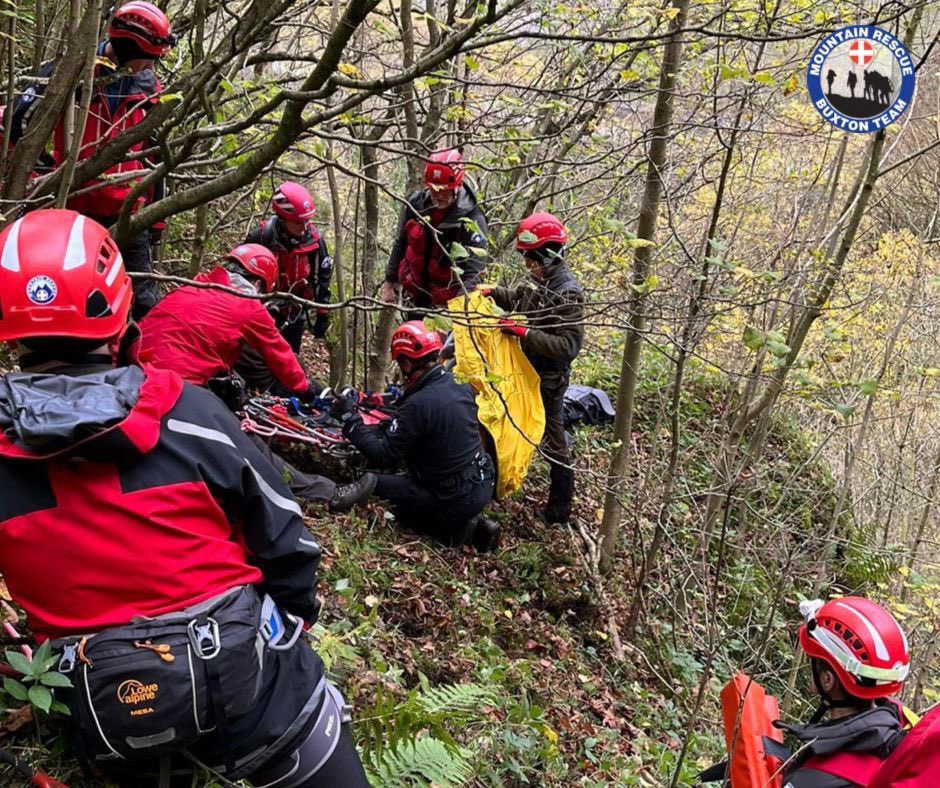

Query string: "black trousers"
[[280, 315, 306, 353], [375, 464, 494, 546], [250, 434, 336, 502], [540, 373, 575, 519]]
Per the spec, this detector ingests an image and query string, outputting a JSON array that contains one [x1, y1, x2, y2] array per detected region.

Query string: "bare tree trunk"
[[32, 0, 46, 73], [1, 1, 104, 213], [362, 142, 396, 392], [325, 158, 348, 389], [598, 0, 690, 572], [55, 0, 103, 208]]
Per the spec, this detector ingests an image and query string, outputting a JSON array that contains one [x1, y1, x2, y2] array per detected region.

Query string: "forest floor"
[[0, 340, 802, 786]]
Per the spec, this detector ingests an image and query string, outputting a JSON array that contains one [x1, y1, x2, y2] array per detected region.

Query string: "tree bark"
[[598, 0, 690, 572]]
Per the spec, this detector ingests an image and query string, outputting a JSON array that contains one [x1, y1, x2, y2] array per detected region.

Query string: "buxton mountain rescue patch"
[[807, 25, 915, 133], [25, 275, 57, 305]]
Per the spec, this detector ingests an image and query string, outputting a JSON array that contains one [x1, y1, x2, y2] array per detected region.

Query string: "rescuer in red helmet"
[[774, 597, 911, 787], [485, 211, 585, 524], [330, 319, 499, 551], [246, 181, 334, 351], [381, 148, 489, 312], [0, 210, 368, 786], [8, 1, 177, 320]]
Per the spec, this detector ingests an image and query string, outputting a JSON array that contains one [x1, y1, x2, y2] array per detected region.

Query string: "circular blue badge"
[[25, 275, 57, 305], [807, 26, 916, 133]]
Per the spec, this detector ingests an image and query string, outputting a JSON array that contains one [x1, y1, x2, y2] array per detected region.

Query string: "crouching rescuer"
[[331, 320, 499, 551], [0, 210, 368, 786]]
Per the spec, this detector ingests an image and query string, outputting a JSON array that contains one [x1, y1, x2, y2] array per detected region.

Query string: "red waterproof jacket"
[[137, 267, 308, 393], [0, 365, 321, 641], [54, 53, 161, 218]]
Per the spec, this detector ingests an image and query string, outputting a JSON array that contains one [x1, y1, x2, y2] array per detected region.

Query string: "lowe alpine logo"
[[117, 679, 159, 705], [807, 26, 915, 133], [25, 275, 57, 305]]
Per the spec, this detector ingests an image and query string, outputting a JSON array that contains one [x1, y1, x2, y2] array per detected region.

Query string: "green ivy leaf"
[[858, 380, 879, 397], [39, 672, 73, 689], [832, 403, 856, 419], [28, 684, 52, 713], [3, 677, 29, 701], [449, 242, 470, 260]]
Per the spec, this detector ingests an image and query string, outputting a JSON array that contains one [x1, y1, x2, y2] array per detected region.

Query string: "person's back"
[[779, 704, 905, 787], [0, 209, 367, 786], [138, 253, 310, 397], [778, 598, 912, 788]]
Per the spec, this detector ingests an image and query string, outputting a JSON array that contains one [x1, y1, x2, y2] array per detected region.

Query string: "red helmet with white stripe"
[[272, 182, 316, 221], [108, 2, 175, 58], [390, 320, 443, 361], [225, 243, 278, 294], [424, 149, 465, 191], [0, 210, 132, 341], [799, 597, 910, 700]]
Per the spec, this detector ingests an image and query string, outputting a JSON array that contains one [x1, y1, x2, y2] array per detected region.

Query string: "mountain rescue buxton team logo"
[[26, 275, 57, 305], [807, 26, 915, 133]]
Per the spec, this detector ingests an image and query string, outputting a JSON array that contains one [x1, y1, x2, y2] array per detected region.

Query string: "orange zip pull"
[[77, 636, 93, 668], [133, 640, 175, 663]]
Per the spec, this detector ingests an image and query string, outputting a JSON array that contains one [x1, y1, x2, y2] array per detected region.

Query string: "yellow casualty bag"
[[449, 291, 546, 499]]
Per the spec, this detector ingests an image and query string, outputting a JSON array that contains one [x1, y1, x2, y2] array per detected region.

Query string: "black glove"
[[312, 309, 330, 339], [297, 379, 322, 403], [329, 394, 357, 422]]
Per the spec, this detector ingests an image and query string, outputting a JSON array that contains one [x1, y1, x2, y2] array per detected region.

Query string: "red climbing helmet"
[[108, 2, 176, 58], [424, 149, 465, 192], [390, 320, 443, 361], [271, 182, 316, 221], [515, 211, 568, 251], [799, 597, 910, 700], [0, 210, 132, 341], [225, 243, 278, 294]]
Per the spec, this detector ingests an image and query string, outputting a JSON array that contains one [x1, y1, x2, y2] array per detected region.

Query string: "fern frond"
[[370, 736, 473, 787], [414, 682, 498, 716]]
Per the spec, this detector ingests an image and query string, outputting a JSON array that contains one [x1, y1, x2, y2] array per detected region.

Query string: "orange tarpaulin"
[[720, 673, 784, 788]]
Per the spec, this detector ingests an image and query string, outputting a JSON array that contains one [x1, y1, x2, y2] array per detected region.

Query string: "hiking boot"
[[471, 516, 501, 553], [328, 473, 377, 512], [536, 504, 571, 525]]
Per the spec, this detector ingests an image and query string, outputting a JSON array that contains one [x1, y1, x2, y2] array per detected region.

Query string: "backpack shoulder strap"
[[804, 751, 883, 786]]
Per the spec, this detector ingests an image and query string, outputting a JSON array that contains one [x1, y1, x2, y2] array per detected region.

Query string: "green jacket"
[[490, 262, 584, 381]]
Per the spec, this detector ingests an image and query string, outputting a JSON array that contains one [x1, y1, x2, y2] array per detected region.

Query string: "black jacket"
[[344, 366, 482, 487], [778, 705, 905, 788], [0, 365, 322, 640]]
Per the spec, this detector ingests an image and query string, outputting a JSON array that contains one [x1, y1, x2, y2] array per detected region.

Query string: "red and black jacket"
[[0, 365, 321, 642], [246, 217, 333, 325], [777, 704, 906, 788], [137, 266, 308, 393], [385, 184, 488, 309]]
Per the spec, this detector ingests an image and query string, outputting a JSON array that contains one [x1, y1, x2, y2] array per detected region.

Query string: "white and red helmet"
[[799, 597, 910, 700], [108, 2, 175, 58], [0, 210, 132, 341], [424, 149, 465, 192], [225, 243, 278, 294], [272, 182, 316, 221], [390, 320, 443, 361]]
